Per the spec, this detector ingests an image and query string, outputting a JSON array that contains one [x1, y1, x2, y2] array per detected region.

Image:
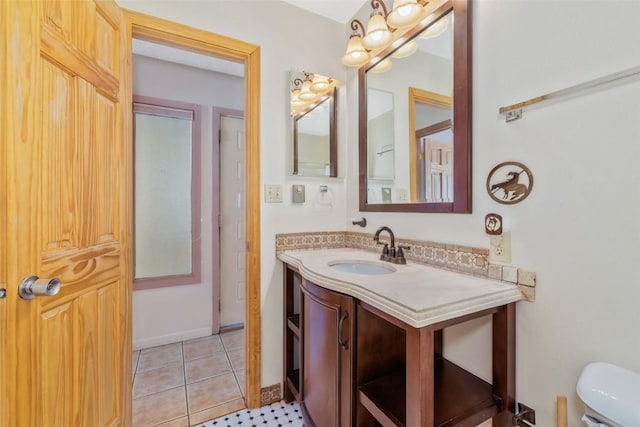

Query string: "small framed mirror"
[[359, 0, 471, 212], [291, 70, 339, 177]]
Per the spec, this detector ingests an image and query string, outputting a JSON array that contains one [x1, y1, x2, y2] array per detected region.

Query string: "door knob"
[[18, 276, 61, 300]]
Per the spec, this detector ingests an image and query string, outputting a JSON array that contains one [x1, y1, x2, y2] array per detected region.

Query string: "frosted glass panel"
[[134, 112, 193, 279]]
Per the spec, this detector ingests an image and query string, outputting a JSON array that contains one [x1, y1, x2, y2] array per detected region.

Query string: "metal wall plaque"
[[487, 161, 533, 205]]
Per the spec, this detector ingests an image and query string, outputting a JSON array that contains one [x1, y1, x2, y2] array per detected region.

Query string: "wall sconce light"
[[342, 19, 370, 67], [290, 71, 338, 117], [310, 74, 332, 94], [371, 58, 393, 73], [391, 39, 418, 58], [298, 73, 318, 102], [343, 0, 431, 68], [362, 0, 393, 50], [419, 14, 449, 39], [387, 0, 424, 29]]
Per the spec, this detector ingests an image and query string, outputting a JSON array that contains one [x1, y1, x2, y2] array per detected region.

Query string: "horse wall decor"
[[486, 161, 533, 204]]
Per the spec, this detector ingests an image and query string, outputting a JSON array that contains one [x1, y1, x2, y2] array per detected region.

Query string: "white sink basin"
[[328, 260, 396, 275]]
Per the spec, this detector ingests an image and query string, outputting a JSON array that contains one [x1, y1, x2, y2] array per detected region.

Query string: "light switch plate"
[[264, 184, 283, 203], [292, 185, 305, 203]]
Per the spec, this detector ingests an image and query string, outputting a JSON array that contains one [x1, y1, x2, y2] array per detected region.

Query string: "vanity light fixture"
[[391, 39, 418, 58], [371, 58, 393, 73], [343, 0, 433, 68], [290, 71, 338, 118], [387, 0, 424, 29], [298, 73, 318, 102], [362, 0, 393, 50], [342, 19, 370, 67], [310, 74, 332, 94], [419, 14, 449, 39]]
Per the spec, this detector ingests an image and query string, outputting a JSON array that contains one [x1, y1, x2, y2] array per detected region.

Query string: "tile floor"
[[200, 401, 492, 427], [200, 401, 304, 427], [132, 329, 493, 427], [132, 330, 246, 426]]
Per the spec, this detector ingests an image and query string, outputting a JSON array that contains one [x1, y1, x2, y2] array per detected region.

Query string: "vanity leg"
[[406, 326, 435, 427], [492, 303, 516, 419], [434, 329, 443, 359]]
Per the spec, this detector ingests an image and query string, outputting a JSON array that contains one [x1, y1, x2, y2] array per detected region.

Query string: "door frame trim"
[[124, 10, 262, 408]]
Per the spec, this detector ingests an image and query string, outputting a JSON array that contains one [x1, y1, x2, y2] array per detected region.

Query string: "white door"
[[220, 115, 246, 327]]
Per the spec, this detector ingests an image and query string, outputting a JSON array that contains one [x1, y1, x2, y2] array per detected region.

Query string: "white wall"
[[119, 1, 348, 387], [346, 1, 640, 425], [131, 55, 244, 349]]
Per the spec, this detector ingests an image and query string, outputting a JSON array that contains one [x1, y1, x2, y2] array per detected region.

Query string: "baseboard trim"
[[260, 383, 282, 406], [133, 327, 212, 351], [220, 323, 244, 334]]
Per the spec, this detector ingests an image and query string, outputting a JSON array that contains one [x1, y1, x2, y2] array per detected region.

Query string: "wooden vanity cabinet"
[[283, 265, 356, 426], [356, 302, 516, 427], [301, 279, 355, 427], [283, 262, 516, 427], [283, 264, 303, 401]]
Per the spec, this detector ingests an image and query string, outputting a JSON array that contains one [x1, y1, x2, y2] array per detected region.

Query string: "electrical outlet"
[[264, 184, 283, 203], [397, 188, 408, 202], [489, 232, 511, 263]]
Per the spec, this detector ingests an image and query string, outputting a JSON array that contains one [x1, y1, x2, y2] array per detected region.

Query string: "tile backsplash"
[[276, 231, 536, 302]]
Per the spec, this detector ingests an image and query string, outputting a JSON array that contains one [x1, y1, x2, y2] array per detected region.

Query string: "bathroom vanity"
[[280, 248, 524, 427]]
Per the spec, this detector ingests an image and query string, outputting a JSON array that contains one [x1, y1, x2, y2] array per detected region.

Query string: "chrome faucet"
[[373, 226, 410, 264]]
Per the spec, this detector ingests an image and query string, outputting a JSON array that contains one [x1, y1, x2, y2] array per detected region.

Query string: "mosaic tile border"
[[276, 231, 536, 301], [260, 383, 282, 406]]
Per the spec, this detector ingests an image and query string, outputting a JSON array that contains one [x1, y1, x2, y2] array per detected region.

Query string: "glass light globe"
[[387, 0, 423, 29], [342, 35, 370, 67], [362, 14, 393, 50]]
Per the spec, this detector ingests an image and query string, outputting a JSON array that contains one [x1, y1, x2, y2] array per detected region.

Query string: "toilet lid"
[[577, 362, 640, 427]]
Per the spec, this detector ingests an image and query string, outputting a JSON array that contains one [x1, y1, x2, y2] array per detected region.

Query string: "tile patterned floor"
[[196, 401, 492, 427], [132, 330, 246, 426], [132, 329, 493, 427], [199, 401, 304, 427]]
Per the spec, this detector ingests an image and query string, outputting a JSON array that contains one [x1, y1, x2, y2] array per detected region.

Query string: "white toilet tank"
[[576, 362, 640, 427]]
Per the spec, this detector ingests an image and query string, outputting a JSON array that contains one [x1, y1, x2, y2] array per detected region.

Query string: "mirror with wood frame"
[[291, 70, 338, 177], [359, 0, 471, 212]]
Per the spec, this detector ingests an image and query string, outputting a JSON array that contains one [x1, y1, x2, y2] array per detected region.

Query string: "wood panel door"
[[2, 1, 131, 426]]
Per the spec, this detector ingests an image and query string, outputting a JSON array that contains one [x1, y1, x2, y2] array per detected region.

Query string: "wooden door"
[[301, 280, 354, 427], [220, 115, 246, 327], [2, 1, 131, 426]]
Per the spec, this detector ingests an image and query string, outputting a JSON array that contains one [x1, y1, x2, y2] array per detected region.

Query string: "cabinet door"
[[301, 279, 354, 427]]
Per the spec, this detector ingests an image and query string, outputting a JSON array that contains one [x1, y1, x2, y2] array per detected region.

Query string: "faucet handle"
[[378, 243, 389, 261], [396, 245, 410, 264]]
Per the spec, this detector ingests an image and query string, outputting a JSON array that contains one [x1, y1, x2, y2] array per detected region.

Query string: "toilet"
[[576, 362, 640, 426]]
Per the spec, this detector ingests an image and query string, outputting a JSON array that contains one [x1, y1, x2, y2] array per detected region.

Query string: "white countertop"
[[279, 248, 524, 328]]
